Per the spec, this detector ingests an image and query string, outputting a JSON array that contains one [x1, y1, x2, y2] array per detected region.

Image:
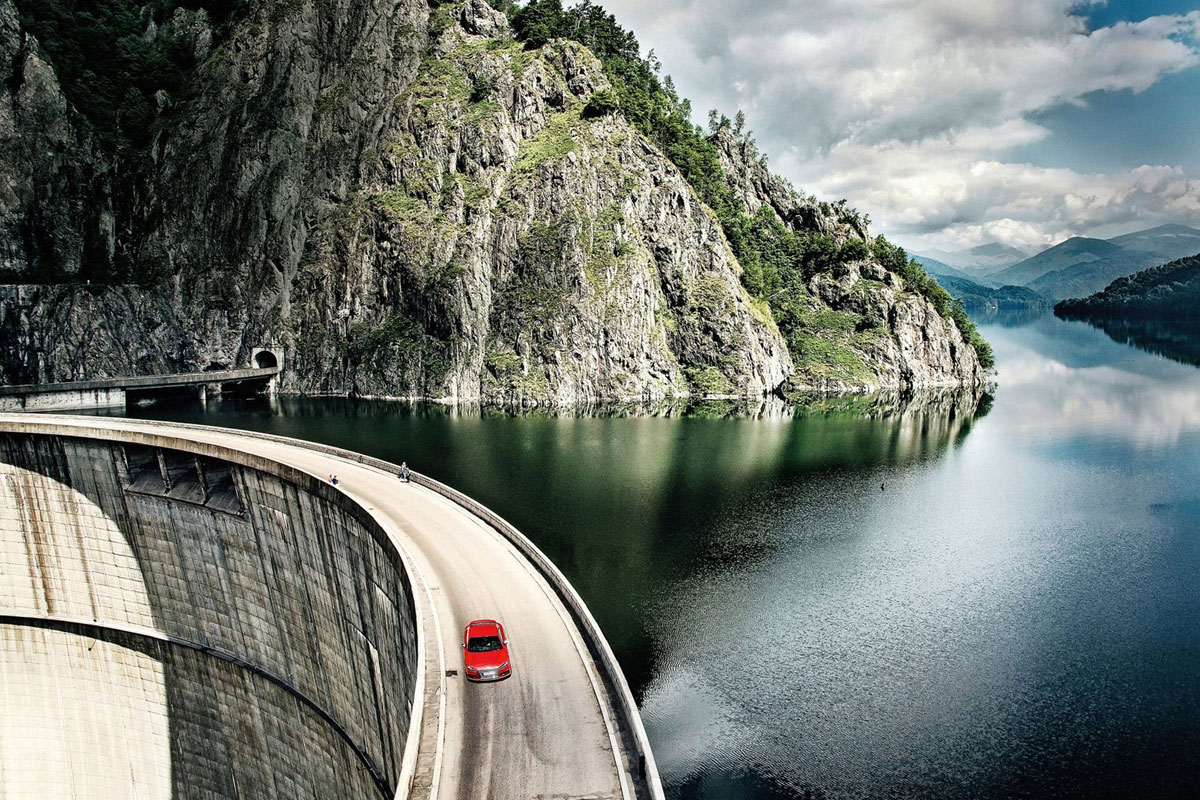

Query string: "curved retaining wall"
[[0, 430, 419, 799], [200, 426, 668, 800]]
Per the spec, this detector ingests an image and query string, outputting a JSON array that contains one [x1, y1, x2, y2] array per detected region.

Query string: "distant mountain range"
[[918, 242, 1032, 277], [910, 254, 1049, 320], [933, 275, 1049, 319], [989, 237, 1126, 287], [914, 224, 1200, 305], [911, 254, 979, 283], [1055, 252, 1200, 321]]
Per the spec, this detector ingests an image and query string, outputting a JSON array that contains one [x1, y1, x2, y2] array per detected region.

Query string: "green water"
[[116, 312, 1200, 800]]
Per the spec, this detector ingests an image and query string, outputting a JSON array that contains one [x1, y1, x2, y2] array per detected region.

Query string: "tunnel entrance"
[[253, 351, 278, 369]]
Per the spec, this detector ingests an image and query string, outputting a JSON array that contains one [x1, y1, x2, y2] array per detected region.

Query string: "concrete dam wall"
[[0, 431, 419, 799]]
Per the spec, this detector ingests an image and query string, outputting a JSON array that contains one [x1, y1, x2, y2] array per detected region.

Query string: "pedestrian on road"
[[399, 462, 410, 482], [330, 474, 339, 486]]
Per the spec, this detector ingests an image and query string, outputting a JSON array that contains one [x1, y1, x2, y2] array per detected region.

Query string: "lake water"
[[117, 313, 1200, 800]]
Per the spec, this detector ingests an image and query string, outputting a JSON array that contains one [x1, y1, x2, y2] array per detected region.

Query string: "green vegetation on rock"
[[513, 108, 580, 178], [506, 2, 791, 288], [502, 0, 991, 373], [369, 188, 424, 221], [873, 237, 994, 370], [685, 366, 735, 396], [341, 313, 450, 390], [582, 88, 620, 118], [494, 272, 565, 324], [484, 341, 550, 396], [778, 307, 880, 385], [584, 203, 632, 290]]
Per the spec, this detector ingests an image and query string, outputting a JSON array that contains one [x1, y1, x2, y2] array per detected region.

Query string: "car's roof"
[[466, 619, 502, 637]]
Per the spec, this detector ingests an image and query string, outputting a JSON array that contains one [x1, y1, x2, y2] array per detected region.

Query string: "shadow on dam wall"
[[0, 432, 418, 799]]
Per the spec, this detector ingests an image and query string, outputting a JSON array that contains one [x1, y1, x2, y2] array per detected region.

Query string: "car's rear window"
[[467, 635, 503, 652]]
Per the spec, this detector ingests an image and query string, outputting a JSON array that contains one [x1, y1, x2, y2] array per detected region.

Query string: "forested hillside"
[[1055, 253, 1200, 321], [497, 0, 991, 370]]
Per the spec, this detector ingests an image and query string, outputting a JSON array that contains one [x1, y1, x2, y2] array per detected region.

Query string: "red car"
[[462, 619, 512, 682]]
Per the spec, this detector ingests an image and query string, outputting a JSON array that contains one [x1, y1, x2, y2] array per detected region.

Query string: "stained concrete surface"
[[0, 415, 640, 800]]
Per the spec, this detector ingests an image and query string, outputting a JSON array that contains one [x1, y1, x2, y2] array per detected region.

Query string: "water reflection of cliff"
[[269, 386, 991, 423], [1068, 317, 1200, 368], [788, 386, 989, 419]]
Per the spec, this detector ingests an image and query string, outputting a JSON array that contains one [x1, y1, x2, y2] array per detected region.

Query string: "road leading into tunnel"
[[1, 414, 640, 800]]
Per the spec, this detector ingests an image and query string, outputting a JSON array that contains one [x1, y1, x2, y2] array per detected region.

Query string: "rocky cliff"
[[0, 0, 983, 401], [715, 130, 984, 392]]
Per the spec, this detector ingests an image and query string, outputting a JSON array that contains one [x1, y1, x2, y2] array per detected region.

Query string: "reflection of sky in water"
[[986, 316, 1200, 448], [642, 313, 1200, 800]]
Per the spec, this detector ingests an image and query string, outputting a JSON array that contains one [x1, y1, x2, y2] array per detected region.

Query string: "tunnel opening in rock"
[[253, 351, 278, 369]]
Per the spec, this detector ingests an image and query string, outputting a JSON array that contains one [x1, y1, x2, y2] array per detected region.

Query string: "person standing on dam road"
[[399, 462, 410, 482]]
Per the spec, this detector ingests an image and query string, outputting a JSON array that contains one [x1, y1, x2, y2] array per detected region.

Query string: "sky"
[[595, 0, 1200, 254]]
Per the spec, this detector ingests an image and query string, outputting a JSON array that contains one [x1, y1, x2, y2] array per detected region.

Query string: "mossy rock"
[[513, 108, 582, 179], [685, 366, 736, 396]]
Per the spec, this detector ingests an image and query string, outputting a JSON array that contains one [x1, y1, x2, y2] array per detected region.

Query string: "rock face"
[[800, 261, 984, 391], [0, 2, 107, 280], [0, 0, 979, 399], [714, 130, 984, 392]]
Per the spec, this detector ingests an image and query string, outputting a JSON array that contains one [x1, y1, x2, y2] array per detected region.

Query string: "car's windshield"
[[467, 635, 503, 652]]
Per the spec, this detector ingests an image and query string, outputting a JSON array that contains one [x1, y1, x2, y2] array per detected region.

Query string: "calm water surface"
[[119, 313, 1200, 800]]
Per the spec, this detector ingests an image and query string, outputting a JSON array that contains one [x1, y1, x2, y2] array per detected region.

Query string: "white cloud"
[[797, 136, 1200, 250], [597, 0, 1200, 250]]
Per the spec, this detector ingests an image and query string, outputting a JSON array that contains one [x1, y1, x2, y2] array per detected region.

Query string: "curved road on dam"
[[0, 413, 656, 800]]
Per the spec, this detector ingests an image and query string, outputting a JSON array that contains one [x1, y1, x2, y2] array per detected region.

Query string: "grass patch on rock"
[[685, 366, 735, 396], [340, 313, 450, 389], [783, 307, 881, 386], [483, 342, 551, 398], [513, 108, 581, 179]]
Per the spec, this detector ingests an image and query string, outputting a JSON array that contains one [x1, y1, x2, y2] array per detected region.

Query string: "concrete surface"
[[0, 414, 658, 800], [0, 367, 280, 411], [0, 422, 416, 799]]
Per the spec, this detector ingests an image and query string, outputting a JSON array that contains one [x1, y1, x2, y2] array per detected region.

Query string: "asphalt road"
[[4, 415, 629, 800]]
